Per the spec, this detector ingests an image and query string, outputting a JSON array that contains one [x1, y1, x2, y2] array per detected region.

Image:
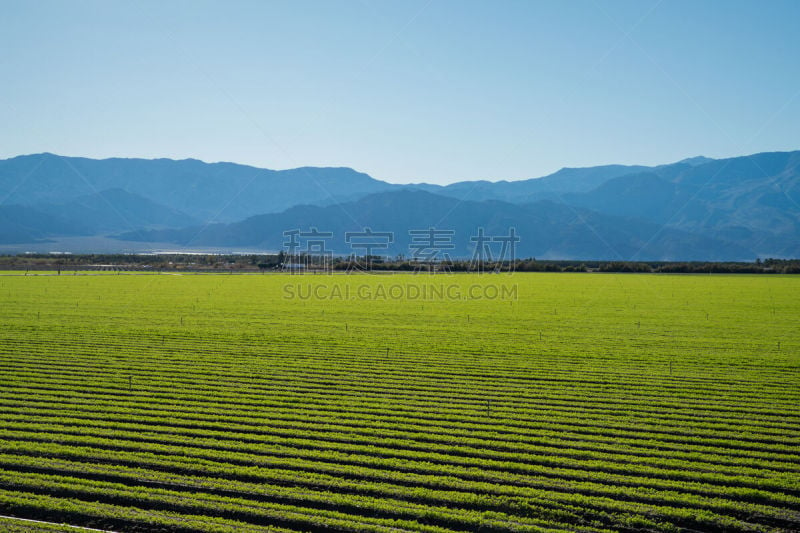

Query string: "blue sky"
[[2, 0, 799, 184]]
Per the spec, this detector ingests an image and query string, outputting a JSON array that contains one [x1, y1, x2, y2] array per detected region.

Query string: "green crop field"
[[0, 272, 798, 532]]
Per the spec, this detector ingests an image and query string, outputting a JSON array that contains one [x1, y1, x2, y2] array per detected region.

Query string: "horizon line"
[[3, 148, 797, 187]]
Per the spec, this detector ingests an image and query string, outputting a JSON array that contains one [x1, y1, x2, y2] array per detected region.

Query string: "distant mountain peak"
[[2, 149, 799, 258], [676, 156, 715, 166]]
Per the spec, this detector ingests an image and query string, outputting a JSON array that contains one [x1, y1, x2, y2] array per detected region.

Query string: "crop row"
[[1, 433, 796, 531]]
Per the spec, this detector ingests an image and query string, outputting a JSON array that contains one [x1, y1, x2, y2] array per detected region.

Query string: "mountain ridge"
[[117, 189, 754, 261], [1, 149, 798, 259]]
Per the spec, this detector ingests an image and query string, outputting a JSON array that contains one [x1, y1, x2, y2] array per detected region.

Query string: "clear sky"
[[2, 0, 799, 185]]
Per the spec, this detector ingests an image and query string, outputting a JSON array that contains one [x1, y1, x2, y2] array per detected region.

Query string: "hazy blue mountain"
[[409, 164, 652, 203], [0, 189, 197, 244], [0, 205, 84, 244], [35, 188, 198, 234], [561, 151, 800, 257], [0, 153, 393, 222], [1, 150, 798, 258], [675, 156, 715, 166], [0, 154, 674, 223], [118, 190, 752, 261]]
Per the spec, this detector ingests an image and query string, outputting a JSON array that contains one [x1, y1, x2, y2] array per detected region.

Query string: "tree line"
[[2, 253, 798, 274]]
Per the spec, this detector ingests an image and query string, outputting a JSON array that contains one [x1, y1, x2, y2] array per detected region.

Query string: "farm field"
[[0, 272, 798, 532]]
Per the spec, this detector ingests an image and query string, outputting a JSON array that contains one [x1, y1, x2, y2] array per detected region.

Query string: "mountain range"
[[1, 150, 798, 260]]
